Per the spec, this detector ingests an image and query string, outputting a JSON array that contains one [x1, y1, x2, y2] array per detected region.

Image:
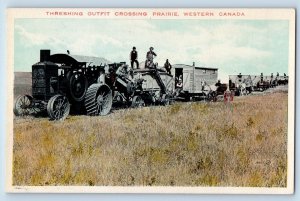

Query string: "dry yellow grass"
[[13, 91, 288, 187]]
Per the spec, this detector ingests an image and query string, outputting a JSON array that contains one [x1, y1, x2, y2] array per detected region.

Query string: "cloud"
[[198, 45, 272, 65], [98, 35, 122, 46], [14, 19, 289, 80], [15, 25, 66, 47]]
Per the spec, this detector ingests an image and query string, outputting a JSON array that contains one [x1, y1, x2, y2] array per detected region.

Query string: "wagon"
[[229, 74, 254, 96], [228, 73, 289, 95], [276, 75, 289, 85], [109, 67, 175, 108], [134, 68, 174, 105], [171, 64, 218, 101]]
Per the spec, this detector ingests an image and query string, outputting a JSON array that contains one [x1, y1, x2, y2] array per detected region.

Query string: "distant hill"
[[14, 72, 32, 98]]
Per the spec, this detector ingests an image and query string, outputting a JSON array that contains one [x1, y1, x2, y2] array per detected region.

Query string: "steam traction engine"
[[14, 50, 174, 120], [13, 50, 111, 120]]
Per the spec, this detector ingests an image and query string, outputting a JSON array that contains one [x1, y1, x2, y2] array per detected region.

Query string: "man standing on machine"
[[145, 47, 157, 68], [130, 46, 139, 69]]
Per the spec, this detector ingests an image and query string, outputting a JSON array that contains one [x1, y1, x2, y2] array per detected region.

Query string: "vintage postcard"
[[6, 8, 295, 193]]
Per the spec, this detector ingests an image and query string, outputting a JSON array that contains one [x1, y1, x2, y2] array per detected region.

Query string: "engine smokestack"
[[192, 62, 195, 66], [40, 49, 50, 62]]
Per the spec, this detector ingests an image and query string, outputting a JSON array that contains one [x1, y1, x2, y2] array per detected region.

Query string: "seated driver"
[[116, 64, 133, 80], [97, 67, 106, 84]]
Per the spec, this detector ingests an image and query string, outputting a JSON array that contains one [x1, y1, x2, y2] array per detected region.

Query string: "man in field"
[[145, 47, 157, 68], [164, 59, 172, 75], [237, 73, 242, 83], [116, 64, 133, 80], [270, 73, 274, 86], [175, 76, 183, 96], [260, 72, 264, 83], [130, 46, 139, 69], [215, 79, 221, 87]]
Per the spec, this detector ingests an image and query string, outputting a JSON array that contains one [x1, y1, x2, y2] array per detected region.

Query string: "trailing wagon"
[[229, 74, 272, 94], [130, 68, 174, 106], [229, 74, 254, 96], [229, 73, 289, 95], [104, 64, 174, 109], [171, 63, 219, 101]]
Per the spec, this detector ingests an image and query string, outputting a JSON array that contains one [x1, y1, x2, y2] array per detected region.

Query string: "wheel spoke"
[[21, 108, 27, 115], [53, 109, 60, 119], [31, 106, 39, 113], [102, 93, 110, 100], [59, 110, 64, 118], [55, 111, 60, 119], [61, 97, 67, 108], [61, 102, 68, 111], [97, 103, 102, 114], [26, 97, 30, 105], [103, 95, 111, 104], [58, 98, 63, 108], [23, 97, 27, 105], [20, 97, 25, 105], [103, 98, 111, 108]]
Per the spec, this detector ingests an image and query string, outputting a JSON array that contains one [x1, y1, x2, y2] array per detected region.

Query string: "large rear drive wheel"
[[69, 72, 88, 102], [85, 84, 113, 116]]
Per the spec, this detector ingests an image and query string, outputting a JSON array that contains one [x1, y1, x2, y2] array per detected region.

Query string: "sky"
[[14, 18, 289, 82]]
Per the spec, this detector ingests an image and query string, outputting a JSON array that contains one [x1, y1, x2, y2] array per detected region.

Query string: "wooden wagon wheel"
[[161, 94, 171, 106], [207, 91, 217, 102], [131, 95, 145, 108]]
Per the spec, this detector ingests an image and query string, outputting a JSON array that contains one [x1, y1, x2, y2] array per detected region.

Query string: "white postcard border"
[[6, 8, 296, 194]]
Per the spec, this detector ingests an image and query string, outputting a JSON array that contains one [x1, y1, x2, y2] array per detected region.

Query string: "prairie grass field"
[[13, 91, 288, 187]]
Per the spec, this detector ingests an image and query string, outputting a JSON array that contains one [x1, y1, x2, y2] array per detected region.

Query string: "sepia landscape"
[[13, 84, 288, 187], [9, 10, 294, 191]]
